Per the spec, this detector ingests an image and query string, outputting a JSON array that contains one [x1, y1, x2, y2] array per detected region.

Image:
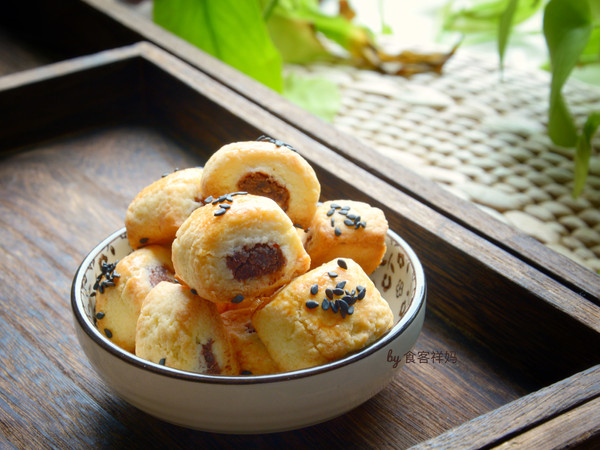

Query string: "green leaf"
[[573, 112, 600, 197], [282, 73, 341, 122], [442, 0, 542, 34], [264, 0, 372, 59], [264, 12, 332, 64], [498, 0, 519, 72], [153, 0, 283, 92], [543, 0, 593, 147]]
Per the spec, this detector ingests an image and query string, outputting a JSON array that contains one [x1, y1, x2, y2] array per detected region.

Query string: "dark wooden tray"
[[1, 41, 599, 448]]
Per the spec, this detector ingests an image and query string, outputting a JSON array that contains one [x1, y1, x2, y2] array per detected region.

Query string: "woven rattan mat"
[[288, 50, 600, 274]]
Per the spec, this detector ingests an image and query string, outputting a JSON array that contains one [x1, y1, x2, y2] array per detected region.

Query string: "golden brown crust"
[[125, 167, 204, 249], [220, 307, 280, 375], [172, 194, 311, 303], [304, 200, 388, 274], [200, 141, 320, 229], [135, 281, 239, 375], [94, 245, 175, 352], [252, 258, 394, 372]]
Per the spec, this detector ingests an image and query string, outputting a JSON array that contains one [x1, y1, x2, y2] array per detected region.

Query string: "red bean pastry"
[[200, 139, 320, 230]]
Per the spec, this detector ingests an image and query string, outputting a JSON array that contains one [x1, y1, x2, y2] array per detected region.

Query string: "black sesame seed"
[[330, 217, 335, 227], [344, 218, 355, 227], [326, 208, 335, 217], [310, 284, 319, 295], [328, 271, 338, 278], [241, 370, 253, 375], [338, 210, 348, 216], [336, 281, 347, 289], [232, 295, 244, 304], [214, 208, 227, 216], [330, 203, 340, 209], [330, 301, 339, 313], [220, 203, 231, 209], [158, 358, 166, 365], [322, 299, 330, 310], [231, 191, 248, 196], [347, 306, 354, 315], [356, 286, 366, 300], [104, 329, 113, 339], [95, 312, 105, 320], [306, 300, 319, 309], [340, 206, 351, 211], [191, 289, 198, 295], [325, 288, 334, 300], [332, 288, 345, 296], [139, 237, 149, 244], [347, 213, 357, 220], [334, 227, 342, 236], [343, 295, 356, 306], [204, 196, 214, 203], [337, 259, 348, 269]]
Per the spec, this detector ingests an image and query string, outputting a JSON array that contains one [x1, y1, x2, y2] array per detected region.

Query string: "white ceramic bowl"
[[71, 227, 426, 434]]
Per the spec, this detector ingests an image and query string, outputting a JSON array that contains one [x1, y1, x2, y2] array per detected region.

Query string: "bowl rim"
[[71, 227, 426, 385]]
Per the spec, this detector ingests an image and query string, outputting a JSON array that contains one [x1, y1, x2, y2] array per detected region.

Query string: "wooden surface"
[[0, 27, 599, 450]]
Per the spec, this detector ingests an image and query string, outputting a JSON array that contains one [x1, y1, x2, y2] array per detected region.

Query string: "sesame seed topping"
[[306, 300, 319, 309], [93, 261, 120, 294], [310, 284, 319, 295], [334, 227, 342, 236], [332, 288, 345, 296], [204, 196, 214, 203], [139, 237, 149, 244], [326, 208, 335, 217], [104, 329, 113, 339], [343, 218, 354, 227], [357, 286, 366, 300], [337, 259, 348, 269], [322, 299, 330, 310], [330, 301, 339, 313], [191, 289, 198, 295], [232, 295, 244, 303], [159, 358, 166, 365], [336, 281, 347, 289], [95, 312, 105, 320], [330, 203, 341, 209], [325, 288, 334, 300], [256, 135, 297, 152], [327, 272, 338, 278], [214, 208, 227, 216]]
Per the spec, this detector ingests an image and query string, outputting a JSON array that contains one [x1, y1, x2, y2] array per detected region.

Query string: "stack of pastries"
[[93, 137, 393, 375]]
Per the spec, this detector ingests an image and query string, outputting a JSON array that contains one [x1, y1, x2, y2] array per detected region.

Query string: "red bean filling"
[[237, 171, 290, 211], [226, 243, 285, 281], [148, 265, 173, 287], [201, 339, 220, 375]]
